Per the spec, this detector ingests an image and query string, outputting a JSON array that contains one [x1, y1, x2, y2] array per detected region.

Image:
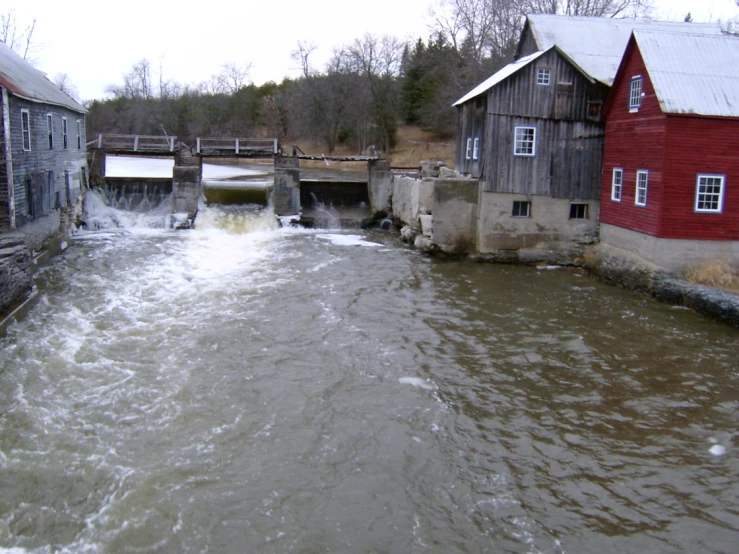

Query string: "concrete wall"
[[477, 192, 599, 253], [273, 157, 300, 215], [601, 223, 739, 274], [392, 176, 433, 228], [368, 160, 392, 215], [172, 151, 201, 223], [432, 179, 479, 254]]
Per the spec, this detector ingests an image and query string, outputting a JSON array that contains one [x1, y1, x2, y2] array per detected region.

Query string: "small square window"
[[512, 201, 531, 217], [611, 168, 623, 202], [569, 203, 589, 219], [537, 68, 550, 85], [587, 101, 602, 120], [513, 126, 536, 156], [695, 174, 725, 213], [629, 76, 643, 109], [635, 170, 648, 206]]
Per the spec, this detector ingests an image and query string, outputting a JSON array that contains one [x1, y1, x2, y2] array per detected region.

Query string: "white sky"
[[4, 0, 738, 101]]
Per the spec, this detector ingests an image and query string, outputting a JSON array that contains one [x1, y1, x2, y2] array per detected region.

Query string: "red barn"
[[600, 30, 739, 272]]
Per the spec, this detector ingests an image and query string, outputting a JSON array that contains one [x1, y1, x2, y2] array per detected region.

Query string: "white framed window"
[[465, 138, 472, 160], [62, 117, 68, 150], [629, 76, 643, 110], [472, 137, 480, 160], [77, 119, 83, 149], [47, 113, 54, 149], [695, 174, 725, 213], [537, 68, 550, 85], [21, 109, 31, 151], [635, 170, 648, 206], [514, 126, 536, 156], [611, 168, 623, 201]]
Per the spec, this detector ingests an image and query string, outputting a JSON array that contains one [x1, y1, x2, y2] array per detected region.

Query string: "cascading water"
[[307, 192, 341, 229], [81, 189, 176, 230]]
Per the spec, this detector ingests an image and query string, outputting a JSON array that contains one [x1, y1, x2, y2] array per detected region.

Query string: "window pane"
[[514, 127, 535, 156]]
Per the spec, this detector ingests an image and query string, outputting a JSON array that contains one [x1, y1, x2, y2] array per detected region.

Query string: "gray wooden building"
[[0, 40, 88, 246]]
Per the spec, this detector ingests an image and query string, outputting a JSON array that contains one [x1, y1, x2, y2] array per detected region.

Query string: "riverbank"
[[589, 243, 739, 328]]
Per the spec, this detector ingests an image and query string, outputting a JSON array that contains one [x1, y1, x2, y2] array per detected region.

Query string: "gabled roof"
[[0, 40, 85, 113], [453, 51, 545, 106], [453, 46, 592, 106], [519, 14, 723, 85], [627, 30, 739, 117]]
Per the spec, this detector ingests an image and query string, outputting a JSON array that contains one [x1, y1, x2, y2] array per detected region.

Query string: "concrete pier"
[[273, 157, 300, 215], [368, 159, 392, 215], [172, 146, 202, 228]]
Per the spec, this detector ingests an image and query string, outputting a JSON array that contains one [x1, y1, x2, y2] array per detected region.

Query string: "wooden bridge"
[[90, 134, 380, 162]]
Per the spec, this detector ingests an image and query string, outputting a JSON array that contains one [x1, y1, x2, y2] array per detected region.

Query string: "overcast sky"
[[4, 0, 738, 101]]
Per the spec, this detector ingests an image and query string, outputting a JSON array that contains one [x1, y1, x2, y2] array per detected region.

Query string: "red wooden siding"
[[600, 42, 739, 241], [660, 115, 739, 240], [600, 49, 665, 236]]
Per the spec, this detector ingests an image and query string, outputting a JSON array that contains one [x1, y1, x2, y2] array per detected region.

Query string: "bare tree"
[[292, 41, 318, 78], [431, 0, 654, 66], [526, 0, 653, 17], [345, 34, 404, 152], [211, 62, 252, 94], [0, 9, 37, 62], [117, 58, 153, 100], [52, 72, 79, 101]]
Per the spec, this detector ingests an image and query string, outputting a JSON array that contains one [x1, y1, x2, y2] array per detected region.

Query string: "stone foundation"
[[0, 232, 32, 317]]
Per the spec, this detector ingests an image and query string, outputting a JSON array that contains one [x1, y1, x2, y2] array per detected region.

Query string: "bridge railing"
[[96, 134, 176, 152], [196, 137, 278, 156]]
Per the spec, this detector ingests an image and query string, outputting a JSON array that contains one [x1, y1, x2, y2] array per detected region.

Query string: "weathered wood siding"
[[0, 92, 9, 229], [487, 49, 607, 122], [600, 46, 667, 237], [516, 25, 539, 59], [8, 96, 87, 228], [456, 96, 486, 177], [485, 115, 603, 199]]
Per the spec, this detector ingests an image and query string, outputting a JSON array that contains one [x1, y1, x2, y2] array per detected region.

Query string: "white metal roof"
[[632, 30, 739, 117], [452, 51, 546, 106], [525, 14, 723, 85], [0, 40, 85, 113]]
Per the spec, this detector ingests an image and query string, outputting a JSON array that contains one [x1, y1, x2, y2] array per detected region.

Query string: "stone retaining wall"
[[0, 233, 32, 316]]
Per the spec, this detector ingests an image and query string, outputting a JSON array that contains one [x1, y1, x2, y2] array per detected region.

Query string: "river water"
[[0, 197, 737, 553]]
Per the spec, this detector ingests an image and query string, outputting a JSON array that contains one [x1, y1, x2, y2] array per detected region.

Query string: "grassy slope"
[[292, 125, 456, 169]]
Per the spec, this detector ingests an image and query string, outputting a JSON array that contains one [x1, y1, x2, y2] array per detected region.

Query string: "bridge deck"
[[91, 135, 383, 161], [296, 154, 379, 162]]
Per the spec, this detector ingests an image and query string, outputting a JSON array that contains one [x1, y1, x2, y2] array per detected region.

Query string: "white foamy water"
[[317, 233, 381, 247], [80, 189, 175, 230], [398, 376, 437, 390]]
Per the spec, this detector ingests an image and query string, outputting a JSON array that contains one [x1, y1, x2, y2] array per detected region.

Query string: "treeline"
[[85, 0, 654, 154]]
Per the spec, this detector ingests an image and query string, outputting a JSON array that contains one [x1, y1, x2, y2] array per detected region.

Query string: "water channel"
[[0, 176, 737, 552]]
